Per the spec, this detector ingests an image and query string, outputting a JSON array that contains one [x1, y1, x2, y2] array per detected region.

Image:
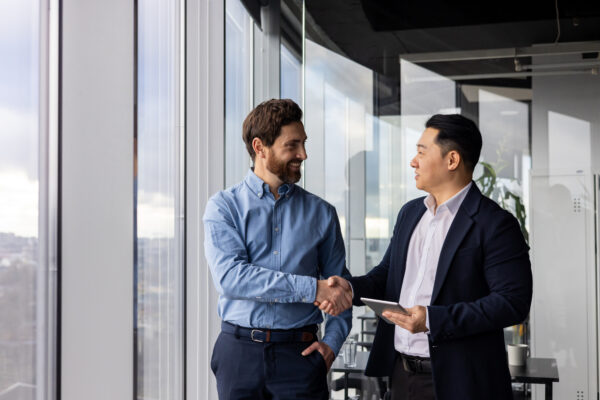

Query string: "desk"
[[331, 351, 370, 400], [356, 341, 372, 350], [510, 358, 559, 400], [332, 352, 559, 400]]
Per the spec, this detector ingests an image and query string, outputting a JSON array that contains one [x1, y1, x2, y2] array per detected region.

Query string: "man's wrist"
[[297, 276, 317, 303], [321, 336, 341, 356]]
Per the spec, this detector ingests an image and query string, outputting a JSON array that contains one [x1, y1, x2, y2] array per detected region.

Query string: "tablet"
[[360, 297, 410, 324]]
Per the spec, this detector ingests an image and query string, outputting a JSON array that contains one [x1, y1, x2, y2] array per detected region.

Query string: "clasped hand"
[[315, 277, 428, 334], [313, 276, 353, 316]]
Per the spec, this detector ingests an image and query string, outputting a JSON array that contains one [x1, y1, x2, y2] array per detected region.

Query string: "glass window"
[[280, 43, 302, 105], [0, 0, 55, 399], [135, 0, 184, 398], [225, 0, 254, 187]]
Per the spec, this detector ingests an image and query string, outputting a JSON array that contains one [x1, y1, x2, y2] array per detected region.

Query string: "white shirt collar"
[[423, 181, 473, 216]]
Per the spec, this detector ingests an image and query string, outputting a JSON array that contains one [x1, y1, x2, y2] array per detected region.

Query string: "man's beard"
[[266, 155, 302, 184]]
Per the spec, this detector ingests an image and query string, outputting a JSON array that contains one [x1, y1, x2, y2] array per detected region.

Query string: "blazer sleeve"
[[427, 209, 533, 343]]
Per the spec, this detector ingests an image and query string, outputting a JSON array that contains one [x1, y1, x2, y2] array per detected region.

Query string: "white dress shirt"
[[394, 182, 472, 357]]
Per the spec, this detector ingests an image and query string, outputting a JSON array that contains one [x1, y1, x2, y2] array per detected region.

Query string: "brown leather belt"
[[222, 321, 317, 343]]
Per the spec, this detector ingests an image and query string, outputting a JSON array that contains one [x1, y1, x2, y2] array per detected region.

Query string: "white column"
[[61, 1, 134, 399]]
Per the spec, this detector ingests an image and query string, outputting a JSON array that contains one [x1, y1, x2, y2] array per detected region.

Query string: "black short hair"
[[425, 114, 482, 173]]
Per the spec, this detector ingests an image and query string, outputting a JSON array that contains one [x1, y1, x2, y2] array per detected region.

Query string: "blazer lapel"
[[430, 183, 481, 304], [392, 202, 426, 298]]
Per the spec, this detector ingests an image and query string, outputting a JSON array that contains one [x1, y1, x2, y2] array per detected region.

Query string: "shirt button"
[[274, 227, 279, 232], [273, 250, 278, 255]]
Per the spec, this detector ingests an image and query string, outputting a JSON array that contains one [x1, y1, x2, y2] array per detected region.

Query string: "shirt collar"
[[423, 181, 473, 216], [244, 169, 295, 199]]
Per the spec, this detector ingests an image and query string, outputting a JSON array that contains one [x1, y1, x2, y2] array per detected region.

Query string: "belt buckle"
[[250, 329, 264, 342]]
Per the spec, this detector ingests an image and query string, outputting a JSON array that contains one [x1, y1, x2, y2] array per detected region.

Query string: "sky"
[[0, 0, 181, 238], [0, 0, 39, 237]]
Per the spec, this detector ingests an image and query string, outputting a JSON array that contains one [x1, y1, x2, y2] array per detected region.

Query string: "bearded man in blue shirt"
[[203, 99, 353, 400]]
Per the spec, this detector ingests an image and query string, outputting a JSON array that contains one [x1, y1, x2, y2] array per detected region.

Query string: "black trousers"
[[211, 330, 329, 400], [390, 354, 435, 400]]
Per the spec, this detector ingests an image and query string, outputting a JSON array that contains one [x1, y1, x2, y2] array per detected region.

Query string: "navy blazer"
[[349, 183, 532, 400]]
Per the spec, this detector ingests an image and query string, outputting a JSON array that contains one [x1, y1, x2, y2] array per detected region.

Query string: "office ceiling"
[[304, 0, 600, 78], [301, 0, 600, 114]]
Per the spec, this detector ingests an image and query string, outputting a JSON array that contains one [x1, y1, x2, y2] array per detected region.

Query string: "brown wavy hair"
[[242, 99, 303, 161]]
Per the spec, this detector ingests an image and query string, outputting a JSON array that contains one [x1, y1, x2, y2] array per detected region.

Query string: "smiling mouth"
[[289, 162, 302, 169]]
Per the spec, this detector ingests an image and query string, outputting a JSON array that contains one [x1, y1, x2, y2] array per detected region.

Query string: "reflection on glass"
[[548, 111, 591, 172], [280, 43, 302, 105], [304, 39, 372, 275], [136, 0, 184, 398], [399, 59, 456, 207], [225, 0, 253, 187], [400, 59, 457, 116], [477, 89, 530, 242], [479, 89, 529, 179], [530, 173, 594, 399], [0, 0, 41, 398]]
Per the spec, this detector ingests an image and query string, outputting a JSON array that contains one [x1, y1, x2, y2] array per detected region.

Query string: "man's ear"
[[447, 150, 461, 171], [252, 137, 266, 159]]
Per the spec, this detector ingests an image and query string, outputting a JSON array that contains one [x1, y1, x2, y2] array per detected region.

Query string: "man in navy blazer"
[[320, 114, 532, 399]]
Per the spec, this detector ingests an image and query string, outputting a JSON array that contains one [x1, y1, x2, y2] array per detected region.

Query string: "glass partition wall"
[[297, 1, 600, 399]]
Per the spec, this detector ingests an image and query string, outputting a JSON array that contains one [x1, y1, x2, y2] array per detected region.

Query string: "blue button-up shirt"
[[203, 169, 352, 354]]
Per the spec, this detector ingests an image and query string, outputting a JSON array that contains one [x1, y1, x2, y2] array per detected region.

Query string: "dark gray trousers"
[[390, 355, 435, 400]]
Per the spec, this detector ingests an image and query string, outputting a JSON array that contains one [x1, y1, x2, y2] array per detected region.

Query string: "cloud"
[[136, 190, 177, 239], [0, 169, 38, 237], [0, 107, 38, 179]]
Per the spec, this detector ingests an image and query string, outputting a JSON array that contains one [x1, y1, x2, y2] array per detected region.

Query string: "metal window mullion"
[[37, 0, 60, 398]]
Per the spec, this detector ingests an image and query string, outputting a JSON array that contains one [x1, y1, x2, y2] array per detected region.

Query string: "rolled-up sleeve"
[[203, 193, 316, 303]]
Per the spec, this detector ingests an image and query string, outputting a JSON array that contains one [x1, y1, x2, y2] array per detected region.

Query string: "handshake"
[[314, 276, 352, 316]]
